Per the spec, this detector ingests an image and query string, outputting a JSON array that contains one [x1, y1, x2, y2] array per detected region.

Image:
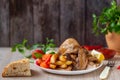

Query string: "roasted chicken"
[[58, 38, 100, 70], [58, 38, 81, 55]]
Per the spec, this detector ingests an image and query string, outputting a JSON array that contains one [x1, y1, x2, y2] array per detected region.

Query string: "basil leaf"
[[31, 44, 40, 50], [18, 48, 25, 55], [11, 46, 17, 52], [49, 52, 55, 54], [25, 54, 32, 59], [22, 39, 28, 46], [34, 53, 43, 58]]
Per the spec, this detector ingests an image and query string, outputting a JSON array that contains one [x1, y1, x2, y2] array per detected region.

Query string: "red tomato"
[[117, 66, 120, 70], [40, 62, 49, 68], [83, 45, 102, 50], [36, 58, 42, 66], [42, 54, 52, 61], [35, 54, 52, 68], [97, 48, 116, 59], [32, 49, 44, 59]]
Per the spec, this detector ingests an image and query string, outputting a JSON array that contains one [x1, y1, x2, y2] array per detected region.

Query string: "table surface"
[[0, 48, 120, 80]]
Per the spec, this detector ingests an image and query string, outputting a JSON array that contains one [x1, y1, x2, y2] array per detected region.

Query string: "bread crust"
[[2, 59, 31, 77]]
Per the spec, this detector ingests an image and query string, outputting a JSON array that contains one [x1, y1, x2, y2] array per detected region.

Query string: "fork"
[[100, 61, 115, 80]]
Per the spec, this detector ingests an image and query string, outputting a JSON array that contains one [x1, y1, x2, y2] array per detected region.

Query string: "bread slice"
[[2, 59, 31, 77]]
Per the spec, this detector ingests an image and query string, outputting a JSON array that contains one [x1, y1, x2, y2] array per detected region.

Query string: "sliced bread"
[[2, 59, 31, 77]]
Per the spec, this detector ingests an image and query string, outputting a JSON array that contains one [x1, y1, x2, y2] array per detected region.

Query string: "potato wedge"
[[59, 55, 67, 62], [50, 64, 56, 69], [60, 64, 67, 68], [56, 61, 64, 65], [50, 54, 58, 64], [66, 61, 72, 65]]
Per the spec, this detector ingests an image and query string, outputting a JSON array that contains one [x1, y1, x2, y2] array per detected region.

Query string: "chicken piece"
[[76, 48, 88, 70], [88, 56, 99, 63], [58, 38, 81, 55]]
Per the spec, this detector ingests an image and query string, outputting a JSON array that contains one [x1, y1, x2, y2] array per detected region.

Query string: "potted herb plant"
[[93, 0, 120, 54]]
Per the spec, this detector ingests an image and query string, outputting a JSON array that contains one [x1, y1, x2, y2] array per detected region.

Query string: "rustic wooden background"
[[0, 0, 119, 47]]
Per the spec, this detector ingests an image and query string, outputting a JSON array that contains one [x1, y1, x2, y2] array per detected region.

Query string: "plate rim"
[[34, 60, 103, 75]]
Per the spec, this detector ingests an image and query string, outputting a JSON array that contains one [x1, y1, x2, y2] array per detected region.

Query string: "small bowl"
[[97, 48, 116, 60]]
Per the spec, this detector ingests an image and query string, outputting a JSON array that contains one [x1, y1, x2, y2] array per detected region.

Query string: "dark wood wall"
[[0, 0, 119, 47]]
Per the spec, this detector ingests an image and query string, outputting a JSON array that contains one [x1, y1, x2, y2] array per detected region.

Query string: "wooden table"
[[0, 48, 120, 80]]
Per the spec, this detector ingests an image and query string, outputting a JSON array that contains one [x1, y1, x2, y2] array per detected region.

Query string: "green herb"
[[49, 52, 55, 54], [41, 38, 56, 53], [34, 53, 43, 58], [11, 39, 30, 57], [11, 38, 56, 58], [32, 38, 56, 53], [93, 0, 120, 35]]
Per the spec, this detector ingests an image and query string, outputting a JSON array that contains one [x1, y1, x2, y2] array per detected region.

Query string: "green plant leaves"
[[34, 53, 43, 58], [11, 38, 56, 58], [93, 0, 120, 35]]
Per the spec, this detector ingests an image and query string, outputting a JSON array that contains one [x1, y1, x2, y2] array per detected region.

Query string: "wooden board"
[[117, 0, 120, 5], [85, 0, 112, 46], [33, 0, 60, 45], [0, 0, 9, 46], [9, 0, 34, 46], [0, 0, 119, 47], [60, 0, 85, 45]]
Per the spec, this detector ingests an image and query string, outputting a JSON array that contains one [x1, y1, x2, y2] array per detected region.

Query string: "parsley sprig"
[[11, 38, 56, 58], [93, 0, 120, 35], [12, 39, 30, 56]]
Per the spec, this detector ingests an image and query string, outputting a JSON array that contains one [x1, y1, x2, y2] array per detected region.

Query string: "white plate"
[[34, 60, 103, 75]]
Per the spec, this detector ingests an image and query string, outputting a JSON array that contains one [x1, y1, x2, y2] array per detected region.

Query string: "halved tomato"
[[32, 49, 45, 59]]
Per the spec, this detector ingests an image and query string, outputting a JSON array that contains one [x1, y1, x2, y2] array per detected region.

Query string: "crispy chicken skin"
[[58, 38, 81, 55]]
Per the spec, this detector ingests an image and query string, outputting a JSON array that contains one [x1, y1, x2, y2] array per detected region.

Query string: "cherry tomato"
[[36, 58, 42, 66], [32, 49, 44, 59]]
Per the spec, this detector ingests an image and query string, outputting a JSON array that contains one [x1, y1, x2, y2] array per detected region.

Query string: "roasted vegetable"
[[59, 55, 67, 62], [50, 54, 58, 64]]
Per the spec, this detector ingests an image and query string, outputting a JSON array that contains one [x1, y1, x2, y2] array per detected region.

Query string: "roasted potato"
[[56, 61, 64, 65], [49, 54, 73, 69], [60, 64, 67, 68], [66, 61, 72, 65], [55, 55, 72, 69], [59, 55, 67, 62], [50, 54, 58, 64], [50, 64, 56, 69]]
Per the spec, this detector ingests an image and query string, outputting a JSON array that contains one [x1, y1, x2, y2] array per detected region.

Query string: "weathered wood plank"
[[117, 0, 120, 5], [85, 0, 112, 46], [60, 0, 85, 45], [0, 0, 9, 47], [33, 0, 60, 46], [9, 0, 34, 46], [0, 0, 117, 47]]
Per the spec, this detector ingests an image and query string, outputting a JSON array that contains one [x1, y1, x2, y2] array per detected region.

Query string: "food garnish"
[[32, 49, 44, 59], [11, 38, 56, 59], [91, 50, 105, 62]]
